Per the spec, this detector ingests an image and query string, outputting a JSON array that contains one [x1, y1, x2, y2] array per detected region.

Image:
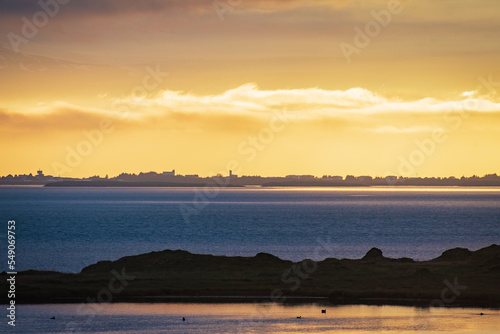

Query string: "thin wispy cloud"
[[2, 85, 500, 131], [114, 84, 500, 117]]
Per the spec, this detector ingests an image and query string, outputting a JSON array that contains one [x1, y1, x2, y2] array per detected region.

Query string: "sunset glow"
[[1, 0, 499, 177]]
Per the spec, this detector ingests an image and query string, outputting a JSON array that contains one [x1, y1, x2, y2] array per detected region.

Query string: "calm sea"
[[0, 186, 499, 273], [12, 303, 500, 333]]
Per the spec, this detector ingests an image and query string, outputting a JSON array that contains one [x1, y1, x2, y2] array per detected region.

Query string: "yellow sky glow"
[[1, 0, 499, 178]]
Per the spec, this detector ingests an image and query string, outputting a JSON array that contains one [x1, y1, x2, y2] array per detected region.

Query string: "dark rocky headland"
[[2, 245, 499, 307]]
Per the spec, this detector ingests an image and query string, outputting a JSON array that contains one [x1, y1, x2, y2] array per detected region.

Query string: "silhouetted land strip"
[[261, 179, 500, 187], [2, 170, 500, 187], [261, 181, 364, 187], [2, 245, 499, 307], [44, 181, 243, 187]]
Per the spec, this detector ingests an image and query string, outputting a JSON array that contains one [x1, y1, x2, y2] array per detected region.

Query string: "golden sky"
[[1, 0, 499, 177]]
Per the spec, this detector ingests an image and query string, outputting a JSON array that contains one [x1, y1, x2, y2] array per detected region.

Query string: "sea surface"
[[0, 186, 499, 273], [11, 303, 500, 333]]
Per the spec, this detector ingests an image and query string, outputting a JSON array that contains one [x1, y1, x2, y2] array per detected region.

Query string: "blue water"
[[0, 186, 499, 273]]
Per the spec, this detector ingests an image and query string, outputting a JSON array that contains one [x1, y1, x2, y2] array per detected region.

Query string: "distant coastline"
[[44, 180, 243, 188], [42, 180, 500, 187], [3, 245, 499, 307], [2, 170, 500, 187]]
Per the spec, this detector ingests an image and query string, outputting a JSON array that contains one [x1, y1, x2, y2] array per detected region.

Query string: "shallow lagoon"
[[12, 303, 500, 333]]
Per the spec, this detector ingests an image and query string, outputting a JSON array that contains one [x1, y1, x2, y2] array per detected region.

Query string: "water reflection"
[[14, 303, 500, 333]]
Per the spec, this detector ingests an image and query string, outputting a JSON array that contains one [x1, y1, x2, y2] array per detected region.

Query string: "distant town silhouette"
[[2, 169, 500, 187]]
